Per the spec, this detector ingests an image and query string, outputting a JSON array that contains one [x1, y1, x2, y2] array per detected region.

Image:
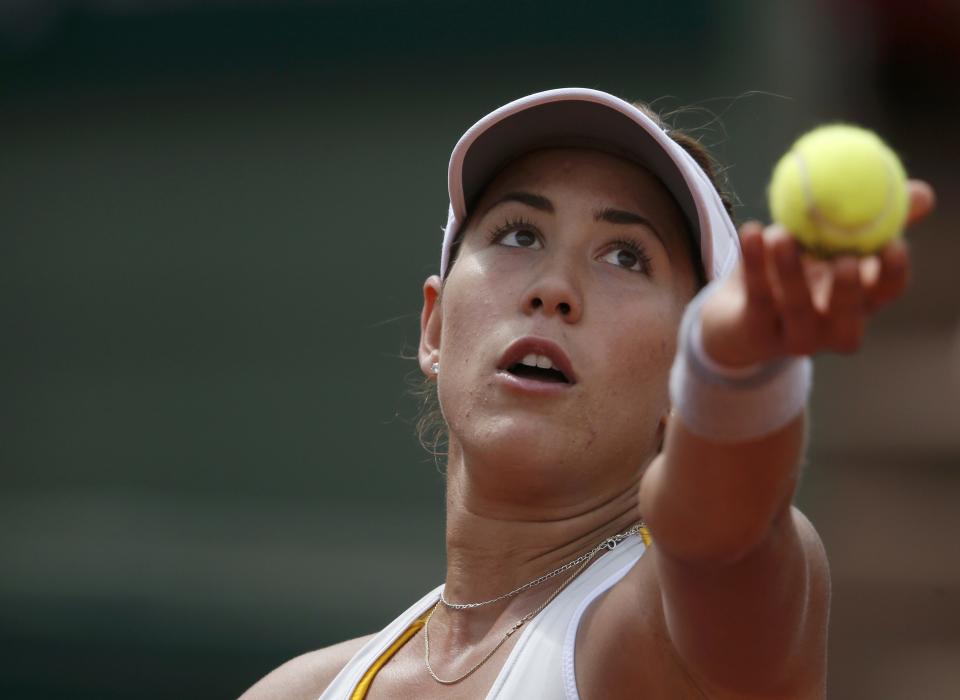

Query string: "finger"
[[859, 255, 882, 289], [800, 255, 834, 313], [864, 239, 910, 312], [827, 256, 866, 353], [771, 229, 819, 355], [906, 179, 936, 226], [739, 221, 775, 309]]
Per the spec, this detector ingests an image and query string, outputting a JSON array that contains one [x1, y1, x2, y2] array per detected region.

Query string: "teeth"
[[520, 353, 554, 370]]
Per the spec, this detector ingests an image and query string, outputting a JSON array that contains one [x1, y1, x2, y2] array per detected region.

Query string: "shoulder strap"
[[318, 585, 443, 700], [486, 537, 646, 700]]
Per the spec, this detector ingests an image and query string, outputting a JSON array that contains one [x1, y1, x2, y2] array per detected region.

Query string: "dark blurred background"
[[1, 1, 958, 698]]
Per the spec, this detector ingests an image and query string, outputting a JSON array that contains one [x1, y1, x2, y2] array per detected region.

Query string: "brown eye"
[[500, 229, 542, 249], [598, 240, 653, 275], [488, 216, 543, 251], [616, 249, 638, 268], [516, 230, 536, 247]]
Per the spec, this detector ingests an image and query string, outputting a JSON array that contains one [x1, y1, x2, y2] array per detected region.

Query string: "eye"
[[598, 239, 653, 275], [489, 217, 543, 249], [502, 229, 541, 248]]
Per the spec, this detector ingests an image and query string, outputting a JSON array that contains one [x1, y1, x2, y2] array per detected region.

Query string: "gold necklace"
[[423, 523, 643, 685]]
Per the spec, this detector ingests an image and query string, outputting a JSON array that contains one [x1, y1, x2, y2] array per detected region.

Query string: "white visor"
[[441, 87, 740, 281]]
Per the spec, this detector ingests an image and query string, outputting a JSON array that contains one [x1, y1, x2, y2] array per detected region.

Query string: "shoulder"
[[239, 634, 376, 700]]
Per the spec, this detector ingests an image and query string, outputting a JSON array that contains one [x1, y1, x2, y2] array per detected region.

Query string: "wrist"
[[697, 286, 767, 370], [669, 281, 813, 443], [694, 311, 764, 378]]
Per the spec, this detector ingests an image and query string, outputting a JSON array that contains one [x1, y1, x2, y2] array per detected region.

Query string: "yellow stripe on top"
[[349, 528, 652, 699], [350, 609, 432, 700], [639, 523, 652, 548]]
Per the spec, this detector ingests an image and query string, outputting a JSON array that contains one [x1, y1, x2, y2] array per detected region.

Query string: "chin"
[[450, 413, 603, 493]]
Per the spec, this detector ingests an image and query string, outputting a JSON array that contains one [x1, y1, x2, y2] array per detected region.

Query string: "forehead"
[[473, 148, 694, 245], [473, 148, 689, 228], [482, 147, 667, 196]]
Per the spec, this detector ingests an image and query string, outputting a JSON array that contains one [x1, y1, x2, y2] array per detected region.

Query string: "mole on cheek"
[[584, 428, 597, 448]]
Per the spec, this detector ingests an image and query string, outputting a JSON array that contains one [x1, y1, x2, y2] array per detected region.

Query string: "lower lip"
[[495, 370, 574, 395]]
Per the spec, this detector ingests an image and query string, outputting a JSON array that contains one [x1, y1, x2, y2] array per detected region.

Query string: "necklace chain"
[[423, 522, 643, 685], [439, 522, 643, 610]]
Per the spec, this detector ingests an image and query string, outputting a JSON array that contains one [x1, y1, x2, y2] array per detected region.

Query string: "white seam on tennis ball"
[[795, 150, 896, 241]]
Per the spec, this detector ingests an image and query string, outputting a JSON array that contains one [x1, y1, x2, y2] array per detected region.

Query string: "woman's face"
[[420, 148, 700, 502]]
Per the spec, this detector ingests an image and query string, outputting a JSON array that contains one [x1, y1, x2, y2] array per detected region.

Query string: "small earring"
[[431, 362, 439, 375]]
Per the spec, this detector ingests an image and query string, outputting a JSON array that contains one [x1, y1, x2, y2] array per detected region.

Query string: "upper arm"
[[239, 634, 375, 700], [582, 408, 829, 697], [654, 505, 830, 696], [580, 506, 829, 698]]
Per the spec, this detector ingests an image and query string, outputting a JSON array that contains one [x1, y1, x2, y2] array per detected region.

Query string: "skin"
[[242, 149, 936, 700]]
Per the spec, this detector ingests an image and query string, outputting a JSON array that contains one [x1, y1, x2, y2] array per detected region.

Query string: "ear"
[[418, 275, 443, 379]]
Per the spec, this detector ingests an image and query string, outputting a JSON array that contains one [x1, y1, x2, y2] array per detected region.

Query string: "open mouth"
[[506, 354, 571, 384]]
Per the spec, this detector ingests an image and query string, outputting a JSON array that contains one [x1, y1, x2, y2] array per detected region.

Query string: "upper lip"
[[497, 337, 577, 384]]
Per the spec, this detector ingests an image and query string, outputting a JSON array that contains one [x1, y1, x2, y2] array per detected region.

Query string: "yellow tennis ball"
[[767, 124, 909, 256]]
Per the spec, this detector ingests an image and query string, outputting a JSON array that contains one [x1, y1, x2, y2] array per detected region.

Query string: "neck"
[[425, 444, 646, 662], [441, 447, 643, 611]]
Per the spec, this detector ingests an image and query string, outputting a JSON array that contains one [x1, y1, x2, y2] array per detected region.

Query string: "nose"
[[522, 266, 583, 323]]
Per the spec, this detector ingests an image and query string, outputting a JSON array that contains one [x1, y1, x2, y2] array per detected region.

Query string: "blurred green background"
[[2, 1, 958, 698]]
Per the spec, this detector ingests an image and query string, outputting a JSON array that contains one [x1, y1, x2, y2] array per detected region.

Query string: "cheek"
[[565, 307, 678, 462], [596, 303, 678, 406], [440, 264, 504, 359], [433, 262, 511, 416]]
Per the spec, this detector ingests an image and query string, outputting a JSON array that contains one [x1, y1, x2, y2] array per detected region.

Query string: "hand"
[[700, 180, 937, 368]]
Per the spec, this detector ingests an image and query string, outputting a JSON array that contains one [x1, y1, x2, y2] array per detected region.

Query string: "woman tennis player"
[[242, 88, 935, 699]]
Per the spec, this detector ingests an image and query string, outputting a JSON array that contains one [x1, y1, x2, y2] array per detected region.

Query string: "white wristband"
[[668, 281, 813, 442]]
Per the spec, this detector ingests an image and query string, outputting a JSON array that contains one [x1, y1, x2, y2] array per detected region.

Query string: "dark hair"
[[415, 100, 737, 456]]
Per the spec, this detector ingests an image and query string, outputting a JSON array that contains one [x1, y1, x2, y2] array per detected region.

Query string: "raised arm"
[[628, 181, 934, 696]]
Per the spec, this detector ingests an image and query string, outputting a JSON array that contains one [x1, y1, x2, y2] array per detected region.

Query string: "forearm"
[[639, 269, 812, 565], [639, 409, 807, 565]]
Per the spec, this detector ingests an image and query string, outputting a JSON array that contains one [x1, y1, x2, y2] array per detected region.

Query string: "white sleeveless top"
[[319, 536, 647, 700]]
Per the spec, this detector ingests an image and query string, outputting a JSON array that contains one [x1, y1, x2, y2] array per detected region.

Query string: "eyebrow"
[[594, 207, 667, 251], [485, 191, 555, 215]]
